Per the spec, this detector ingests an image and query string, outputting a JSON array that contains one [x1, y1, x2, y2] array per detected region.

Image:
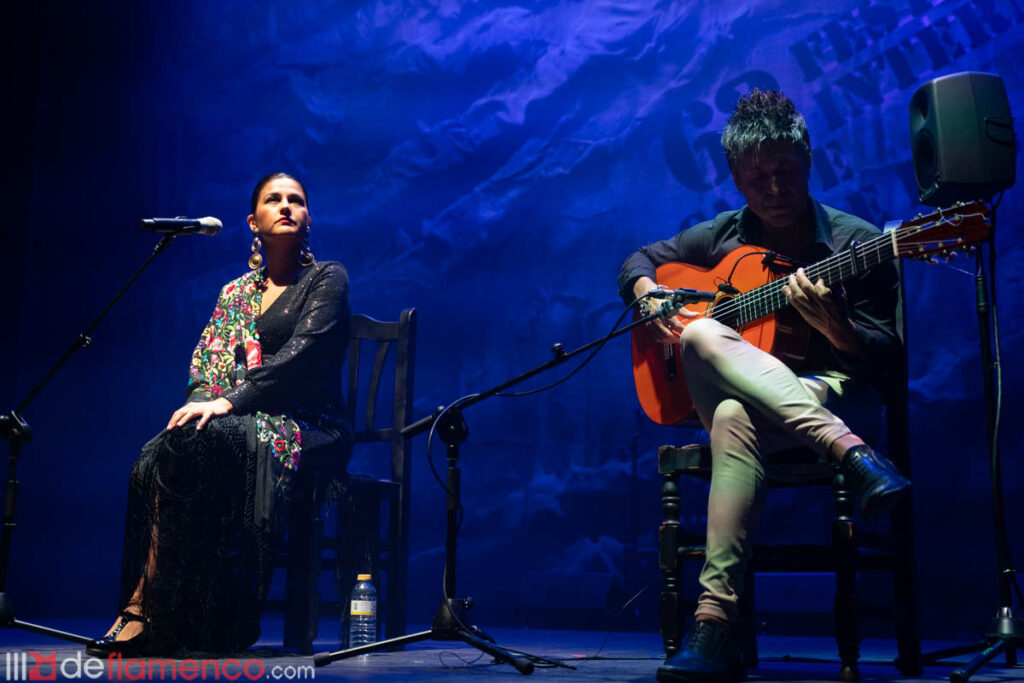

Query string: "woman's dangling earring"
[[248, 232, 264, 270], [299, 227, 315, 267]]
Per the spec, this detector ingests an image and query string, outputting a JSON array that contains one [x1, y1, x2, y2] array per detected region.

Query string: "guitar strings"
[[713, 228, 899, 323], [704, 211, 985, 327], [710, 210, 985, 324], [708, 226, 898, 325]]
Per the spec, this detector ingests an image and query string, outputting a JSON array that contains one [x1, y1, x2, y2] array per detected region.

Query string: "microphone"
[[140, 216, 223, 236], [647, 288, 718, 303]]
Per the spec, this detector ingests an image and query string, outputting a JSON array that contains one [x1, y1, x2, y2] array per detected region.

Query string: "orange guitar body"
[[630, 202, 992, 425], [630, 245, 809, 425]]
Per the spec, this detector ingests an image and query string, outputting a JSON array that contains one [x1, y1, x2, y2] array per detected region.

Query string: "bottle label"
[[351, 600, 377, 616]]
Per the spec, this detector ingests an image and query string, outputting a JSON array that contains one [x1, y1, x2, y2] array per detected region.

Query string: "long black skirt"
[[119, 415, 345, 656]]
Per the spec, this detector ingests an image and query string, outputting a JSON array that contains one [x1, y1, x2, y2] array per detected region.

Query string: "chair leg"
[[284, 490, 311, 650], [737, 560, 759, 668], [833, 474, 861, 682], [335, 497, 359, 650], [334, 496, 348, 649], [659, 472, 684, 656], [359, 487, 384, 643], [891, 497, 923, 675], [284, 475, 321, 655], [305, 486, 325, 653]]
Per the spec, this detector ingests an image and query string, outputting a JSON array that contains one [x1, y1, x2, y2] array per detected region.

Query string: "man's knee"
[[711, 399, 752, 442], [681, 318, 727, 365], [709, 399, 761, 468], [712, 397, 748, 426]]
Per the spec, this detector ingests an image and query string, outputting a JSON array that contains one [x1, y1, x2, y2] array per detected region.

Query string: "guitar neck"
[[712, 231, 895, 329]]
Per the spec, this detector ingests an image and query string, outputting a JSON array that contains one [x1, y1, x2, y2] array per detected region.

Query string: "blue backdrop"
[[6, 0, 1023, 641]]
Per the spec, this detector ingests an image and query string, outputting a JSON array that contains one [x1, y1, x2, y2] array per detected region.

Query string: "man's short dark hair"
[[721, 89, 811, 171]]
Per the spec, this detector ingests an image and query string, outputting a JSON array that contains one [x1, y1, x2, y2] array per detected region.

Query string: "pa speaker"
[[909, 71, 1015, 206]]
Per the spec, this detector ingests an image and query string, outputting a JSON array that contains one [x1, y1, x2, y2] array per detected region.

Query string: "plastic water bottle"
[[348, 574, 378, 650]]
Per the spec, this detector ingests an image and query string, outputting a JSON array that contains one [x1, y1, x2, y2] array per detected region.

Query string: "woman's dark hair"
[[249, 172, 308, 214], [721, 89, 811, 171]]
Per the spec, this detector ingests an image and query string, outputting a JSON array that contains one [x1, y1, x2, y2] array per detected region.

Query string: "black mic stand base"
[[0, 592, 95, 645], [1, 414, 93, 646], [313, 598, 562, 674], [922, 608, 1023, 683]]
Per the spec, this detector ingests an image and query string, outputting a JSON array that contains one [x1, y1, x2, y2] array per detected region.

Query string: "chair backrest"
[[346, 307, 416, 469]]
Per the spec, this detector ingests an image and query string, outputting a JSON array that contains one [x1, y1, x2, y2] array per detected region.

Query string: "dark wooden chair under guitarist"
[[654, 266, 921, 681]]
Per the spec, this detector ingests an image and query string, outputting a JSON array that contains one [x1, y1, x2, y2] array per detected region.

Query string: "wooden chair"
[[657, 280, 921, 681], [266, 309, 416, 654]]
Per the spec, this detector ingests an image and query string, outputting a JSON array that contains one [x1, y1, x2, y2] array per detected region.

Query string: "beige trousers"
[[679, 318, 881, 624]]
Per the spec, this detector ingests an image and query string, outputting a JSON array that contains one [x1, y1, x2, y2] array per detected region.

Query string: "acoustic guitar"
[[631, 201, 992, 425]]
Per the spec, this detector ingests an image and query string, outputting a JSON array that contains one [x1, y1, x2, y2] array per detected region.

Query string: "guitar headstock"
[[895, 200, 991, 261]]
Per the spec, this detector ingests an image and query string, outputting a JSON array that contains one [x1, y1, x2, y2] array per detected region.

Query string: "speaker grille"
[[913, 129, 936, 193], [909, 72, 1015, 206]]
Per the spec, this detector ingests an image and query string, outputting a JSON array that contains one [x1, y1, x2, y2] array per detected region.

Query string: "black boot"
[[656, 619, 745, 682], [840, 445, 910, 523]]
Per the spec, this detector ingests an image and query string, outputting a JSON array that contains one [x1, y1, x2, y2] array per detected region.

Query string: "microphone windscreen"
[[197, 217, 223, 236]]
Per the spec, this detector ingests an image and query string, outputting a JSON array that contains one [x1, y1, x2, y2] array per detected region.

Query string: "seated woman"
[[88, 172, 353, 657]]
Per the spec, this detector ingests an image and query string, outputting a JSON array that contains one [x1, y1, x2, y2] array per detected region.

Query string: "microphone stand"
[[313, 291, 712, 673], [0, 233, 178, 645], [920, 241, 1023, 682]]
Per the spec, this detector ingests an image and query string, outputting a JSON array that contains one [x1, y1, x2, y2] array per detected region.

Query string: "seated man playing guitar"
[[618, 89, 911, 683]]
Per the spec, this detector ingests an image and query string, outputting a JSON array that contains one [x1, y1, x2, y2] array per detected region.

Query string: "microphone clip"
[[761, 250, 803, 273], [644, 287, 717, 319]]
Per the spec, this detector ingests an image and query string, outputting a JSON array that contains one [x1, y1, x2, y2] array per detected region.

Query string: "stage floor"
[[1, 617, 1021, 682]]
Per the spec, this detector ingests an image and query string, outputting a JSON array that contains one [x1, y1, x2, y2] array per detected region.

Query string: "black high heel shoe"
[[86, 611, 149, 658]]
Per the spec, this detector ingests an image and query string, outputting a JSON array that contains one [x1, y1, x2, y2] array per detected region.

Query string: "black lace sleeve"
[[222, 263, 349, 414]]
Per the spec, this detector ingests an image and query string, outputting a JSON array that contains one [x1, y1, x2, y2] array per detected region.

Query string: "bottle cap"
[[357, 573, 372, 581]]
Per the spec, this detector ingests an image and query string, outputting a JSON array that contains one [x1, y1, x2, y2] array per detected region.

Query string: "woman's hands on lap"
[[167, 397, 234, 431]]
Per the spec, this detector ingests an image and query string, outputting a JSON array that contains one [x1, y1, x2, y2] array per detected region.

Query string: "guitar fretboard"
[[711, 230, 897, 329]]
